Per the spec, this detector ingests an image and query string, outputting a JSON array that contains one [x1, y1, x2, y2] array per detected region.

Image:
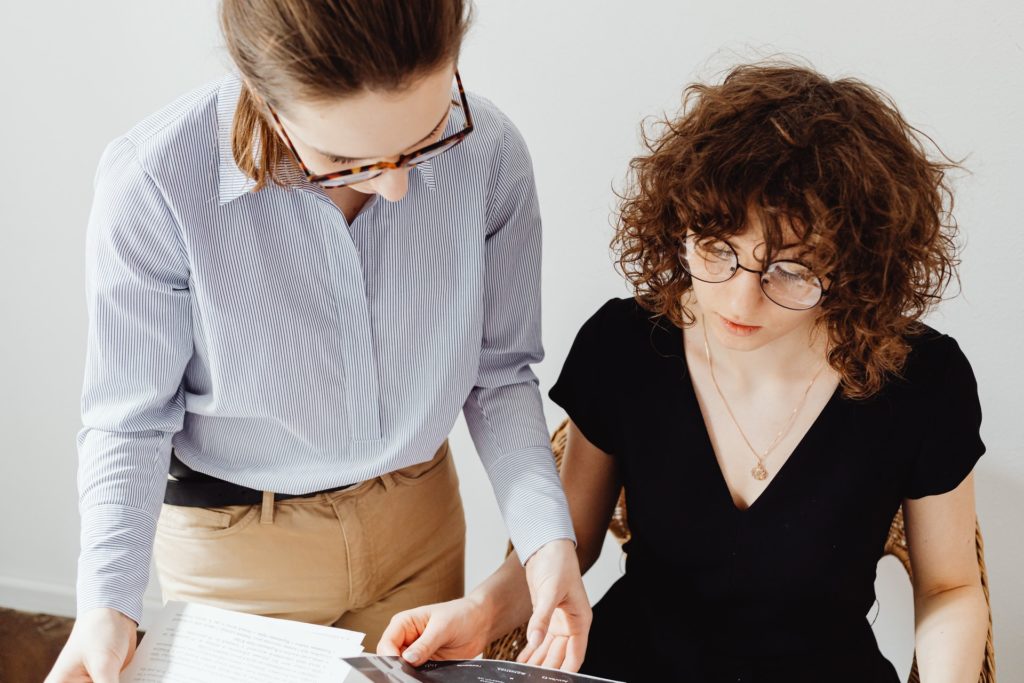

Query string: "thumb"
[[401, 617, 451, 667], [378, 612, 418, 657], [84, 649, 123, 683], [526, 591, 558, 648]]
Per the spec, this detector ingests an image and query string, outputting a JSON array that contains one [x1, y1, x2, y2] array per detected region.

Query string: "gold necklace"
[[701, 315, 826, 481]]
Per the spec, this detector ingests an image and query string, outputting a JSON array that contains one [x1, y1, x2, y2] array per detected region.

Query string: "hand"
[[44, 607, 138, 683], [517, 539, 591, 671], [378, 596, 492, 666]]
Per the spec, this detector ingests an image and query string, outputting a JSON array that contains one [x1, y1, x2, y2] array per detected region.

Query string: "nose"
[[722, 265, 766, 318], [373, 167, 411, 202]]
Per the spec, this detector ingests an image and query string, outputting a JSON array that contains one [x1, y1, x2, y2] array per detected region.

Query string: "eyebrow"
[[727, 238, 812, 263], [725, 238, 806, 252], [313, 106, 451, 164]]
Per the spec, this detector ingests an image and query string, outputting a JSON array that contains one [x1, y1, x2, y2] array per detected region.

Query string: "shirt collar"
[[216, 74, 442, 206], [216, 75, 258, 206]]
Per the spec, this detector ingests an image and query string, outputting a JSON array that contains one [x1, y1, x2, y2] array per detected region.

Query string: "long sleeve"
[[462, 117, 576, 564], [76, 137, 193, 623]]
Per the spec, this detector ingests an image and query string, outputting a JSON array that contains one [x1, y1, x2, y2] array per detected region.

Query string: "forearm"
[[914, 584, 987, 683], [469, 534, 596, 646], [77, 428, 174, 621], [464, 384, 576, 563], [468, 552, 534, 643]]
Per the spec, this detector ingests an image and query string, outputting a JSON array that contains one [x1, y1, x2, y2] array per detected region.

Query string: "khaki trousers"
[[153, 442, 465, 652]]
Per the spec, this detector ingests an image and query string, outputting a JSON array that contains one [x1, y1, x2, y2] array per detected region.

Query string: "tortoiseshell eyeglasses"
[[266, 70, 474, 188]]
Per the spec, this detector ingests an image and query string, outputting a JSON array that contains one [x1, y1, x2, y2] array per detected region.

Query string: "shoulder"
[[594, 296, 678, 337], [578, 296, 646, 333], [458, 91, 532, 177], [464, 92, 518, 147], [898, 326, 985, 498], [550, 297, 682, 455], [876, 324, 979, 416], [899, 325, 975, 390], [96, 77, 224, 188], [572, 296, 681, 359]]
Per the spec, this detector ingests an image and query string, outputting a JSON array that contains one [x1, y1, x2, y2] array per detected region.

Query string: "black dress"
[[549, 298, 985, 683]]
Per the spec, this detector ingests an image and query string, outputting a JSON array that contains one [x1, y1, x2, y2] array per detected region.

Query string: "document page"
[[343, 655, 623, 683], [121, 601, 364, 683]]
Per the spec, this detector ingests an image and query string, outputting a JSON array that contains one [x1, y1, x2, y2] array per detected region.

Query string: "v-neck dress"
[[549, 297, 985, 682]]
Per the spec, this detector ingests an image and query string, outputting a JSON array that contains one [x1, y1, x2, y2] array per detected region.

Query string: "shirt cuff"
[[482, 446, 577, 565], [76, 503, 159, 624]]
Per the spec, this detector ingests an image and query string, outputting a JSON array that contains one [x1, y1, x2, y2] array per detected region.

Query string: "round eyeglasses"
[[679, 234, 828, 310]]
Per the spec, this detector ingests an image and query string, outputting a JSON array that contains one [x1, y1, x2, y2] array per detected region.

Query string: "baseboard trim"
[[0, 576, 164, 629], [0, 576, 77, 617]]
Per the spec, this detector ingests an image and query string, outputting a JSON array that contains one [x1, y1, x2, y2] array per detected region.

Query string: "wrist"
[[465, 586, 500, 642], [80, 606, 137, 628], [525, 537, 575, 565]]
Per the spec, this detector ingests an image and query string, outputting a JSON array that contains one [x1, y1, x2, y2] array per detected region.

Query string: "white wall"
[[1, 1, 1021, 678]]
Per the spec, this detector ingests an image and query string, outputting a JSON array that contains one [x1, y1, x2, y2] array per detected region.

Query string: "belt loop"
[[379, 472, 396, 492], [260, 491, 275, 525]]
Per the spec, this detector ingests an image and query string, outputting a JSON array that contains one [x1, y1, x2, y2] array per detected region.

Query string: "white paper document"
[[120, 601, 365, 683]]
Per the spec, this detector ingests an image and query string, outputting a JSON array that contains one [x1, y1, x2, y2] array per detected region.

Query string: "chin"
[[711, 329, 774, 352], [711, 314, 802, 353]]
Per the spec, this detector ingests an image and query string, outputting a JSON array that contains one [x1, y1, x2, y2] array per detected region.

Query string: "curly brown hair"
[[613, 62, 962, 399]]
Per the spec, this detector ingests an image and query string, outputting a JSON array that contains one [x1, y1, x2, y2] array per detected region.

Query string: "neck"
[[326, 185, 372, 224]]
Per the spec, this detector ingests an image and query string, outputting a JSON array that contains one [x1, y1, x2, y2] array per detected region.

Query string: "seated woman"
[[378, 62, 989, 683]]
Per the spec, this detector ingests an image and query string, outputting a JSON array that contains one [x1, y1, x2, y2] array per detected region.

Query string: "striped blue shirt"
[[77, 74, 575, 623]]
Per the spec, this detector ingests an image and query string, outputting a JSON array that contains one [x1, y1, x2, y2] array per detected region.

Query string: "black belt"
[[164, 451, 353, 507]]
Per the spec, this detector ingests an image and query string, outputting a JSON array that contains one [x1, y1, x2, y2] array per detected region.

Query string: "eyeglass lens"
[[314, 129, 464, 188], [681, 236, 823, 310]]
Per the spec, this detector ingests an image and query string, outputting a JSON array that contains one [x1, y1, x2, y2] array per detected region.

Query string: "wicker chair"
[[484, 419, 996, 682], [887, 507, 996, 682]]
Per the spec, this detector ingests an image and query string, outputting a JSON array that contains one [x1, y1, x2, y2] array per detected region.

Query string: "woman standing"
[[47, 2, 589, 681]]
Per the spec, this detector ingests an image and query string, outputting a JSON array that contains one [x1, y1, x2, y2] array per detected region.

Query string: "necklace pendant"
[[751, 463, 769, 481]]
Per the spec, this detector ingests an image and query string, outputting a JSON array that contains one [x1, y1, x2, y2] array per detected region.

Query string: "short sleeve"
[[905, 336, 985, 499], [549, 299, 624, 456]]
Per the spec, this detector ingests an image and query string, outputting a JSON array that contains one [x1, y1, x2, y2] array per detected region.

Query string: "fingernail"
[[402, 649, 420, 663], [528, 629, 543, 645]]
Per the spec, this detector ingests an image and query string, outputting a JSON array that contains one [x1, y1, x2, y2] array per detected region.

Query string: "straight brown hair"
[[221, 0, 472, 190]]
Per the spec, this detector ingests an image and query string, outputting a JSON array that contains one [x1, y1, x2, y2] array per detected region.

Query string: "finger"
[[562, 633, 589, 672], [401, 617, 452, 666], [542, 636, 568, 670], [526, 631, 557, 667], [525, 592, 558, 650], [43, 651, 73, 683], [516, 628, 549, 665], [43, 658, 75, 683], [516, 641, 535, 664], [84, 650, 122, 683], [378, 614, 416, 656], [516, 626, 548, 664], [122, 633, 139, 669]]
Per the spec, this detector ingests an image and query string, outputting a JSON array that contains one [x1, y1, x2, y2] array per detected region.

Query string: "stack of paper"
[[120, 602, 365, 683], [119, 602, 623, 683]]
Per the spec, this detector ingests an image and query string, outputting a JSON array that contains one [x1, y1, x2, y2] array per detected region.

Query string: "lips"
[[718, 314, 762, 335]]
